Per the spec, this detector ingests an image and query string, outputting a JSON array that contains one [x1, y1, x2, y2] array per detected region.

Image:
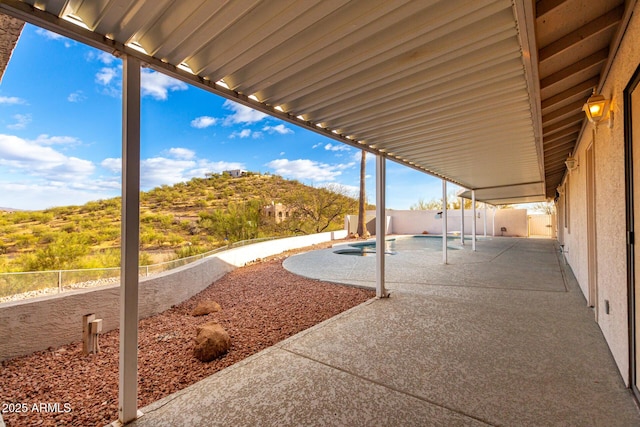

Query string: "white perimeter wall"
[[0, 231, 347, 361], [556, 2, 640, 384], [347, 209, 527, 237]]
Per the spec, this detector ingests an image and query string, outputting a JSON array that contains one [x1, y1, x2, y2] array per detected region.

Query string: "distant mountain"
[[0, 172, 360, 273]]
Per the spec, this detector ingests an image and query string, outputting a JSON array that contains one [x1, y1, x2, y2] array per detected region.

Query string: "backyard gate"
[[527, 214, 555, 238]]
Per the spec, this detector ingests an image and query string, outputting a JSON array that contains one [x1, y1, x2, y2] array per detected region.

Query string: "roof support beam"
[[540, 49, 608, 91], [542, 100, 591, 124], [543, 113, 585, 136], [481, 193, 547, 201], [539, 6, 624, 63], [541, 77, 599, 112], [536, 0, 567, 18], [474, 181, 544, 191], [543, 124, 582, 142], [544, 135, 580, 151]]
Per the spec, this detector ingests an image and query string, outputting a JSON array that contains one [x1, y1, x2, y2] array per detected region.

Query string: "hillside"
[[0, 172, 360, 272]]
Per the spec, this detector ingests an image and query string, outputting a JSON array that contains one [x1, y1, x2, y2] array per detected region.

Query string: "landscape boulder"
[[193, 322, 231, 362], [191, 300, 222, 316]]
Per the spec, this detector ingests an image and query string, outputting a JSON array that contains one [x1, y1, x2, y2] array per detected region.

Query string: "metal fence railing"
[[0, 236, 282, 301]]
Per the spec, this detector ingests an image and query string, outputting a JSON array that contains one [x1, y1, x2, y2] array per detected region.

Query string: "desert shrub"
[[174, 244, 208, 259], [13, 233, 38, 248], [139, 252, 153, 266], [140, 228, 163, 246], [18, 234, 90, 271], [61, 223, 77, 233], [38, 231, 58, 244], [79, 249, 121, 269]]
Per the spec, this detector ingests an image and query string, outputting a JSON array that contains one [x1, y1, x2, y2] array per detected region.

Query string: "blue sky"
[[0, 24, 448, 211]]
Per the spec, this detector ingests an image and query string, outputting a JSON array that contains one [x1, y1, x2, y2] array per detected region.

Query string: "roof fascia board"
[[513, 0, 546, 197]]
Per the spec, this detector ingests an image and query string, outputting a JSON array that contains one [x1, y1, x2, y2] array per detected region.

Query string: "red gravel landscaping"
[[0, 250, 374, 427]]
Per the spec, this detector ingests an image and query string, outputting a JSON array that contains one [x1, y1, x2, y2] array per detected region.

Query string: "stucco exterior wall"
[[0, 231, 346, 361], [493, 209, 528, 237], [563, 168, 590, 299], [559, 2, 640, 384]]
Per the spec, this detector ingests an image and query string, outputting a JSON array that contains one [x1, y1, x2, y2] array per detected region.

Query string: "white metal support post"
[[460, 196, 465, 246], [471, 190, 477, 251], [442, 180, 447, 264], [483, 203, 487, 237], [492, 205, 496, 236], [375, 155, 387, 298], [119, 55, 141, 425]]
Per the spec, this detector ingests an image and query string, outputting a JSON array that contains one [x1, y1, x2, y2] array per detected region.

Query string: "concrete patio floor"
[[131, 237, 640, 426]]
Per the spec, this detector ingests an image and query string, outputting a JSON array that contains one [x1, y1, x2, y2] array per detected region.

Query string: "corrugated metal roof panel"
[[2, 0, 561, 203]]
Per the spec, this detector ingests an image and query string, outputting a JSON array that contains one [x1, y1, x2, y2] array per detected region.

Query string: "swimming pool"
[[334, 235, 469, 256]]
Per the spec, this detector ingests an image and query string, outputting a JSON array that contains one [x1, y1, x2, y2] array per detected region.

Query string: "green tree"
[[198, 199, 263, 243], [282, 184, 357, 234], [411, 192, 486, 210], [530, 202, 555, 214], [410, 198, 442, 210]]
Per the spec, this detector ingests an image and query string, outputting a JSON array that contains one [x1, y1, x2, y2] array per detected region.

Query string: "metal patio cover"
[[2, 0, 622, 205]]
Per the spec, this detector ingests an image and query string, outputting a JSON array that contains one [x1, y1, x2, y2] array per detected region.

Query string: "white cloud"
[[95, 68, 187, 100], [352, 150, 373, 163], [189, 160, 246, 177], [263, 124, 293, 135], [312, 143, 322, 149], [67, 91, 87, 102], [86, 51, 118, 65], [0, 134, 94, 181], [35, 28, 65, 41], [141, 69, 188, 101], [96, 67, 118, 86], [100, 158, 121, 173], [325, 143, 350, 152], [230, 129, 262, 139], [279, 151, 285, 156], [266, 158, 354, 182], [102, 157, 193, 187], [222, 100, 267, 125], [191, 116, 217, 129], [33, 134, 81, 146], [7, 114, 31, 130], [166, 147, 195, 160], [97, 52, 116, 65], [0, 96, 26, 105], [102, 156, 246, 189], [0, 182, 118, 210], [140, 157, 196, 187], [234, 129, 252, 139]]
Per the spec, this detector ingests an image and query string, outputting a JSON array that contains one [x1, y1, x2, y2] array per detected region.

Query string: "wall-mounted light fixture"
[[583, 89, 612, 128], [565, 154, 578, 171]]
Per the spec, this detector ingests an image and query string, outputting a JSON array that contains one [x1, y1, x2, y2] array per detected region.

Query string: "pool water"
[[334, 235, 469, 256]]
